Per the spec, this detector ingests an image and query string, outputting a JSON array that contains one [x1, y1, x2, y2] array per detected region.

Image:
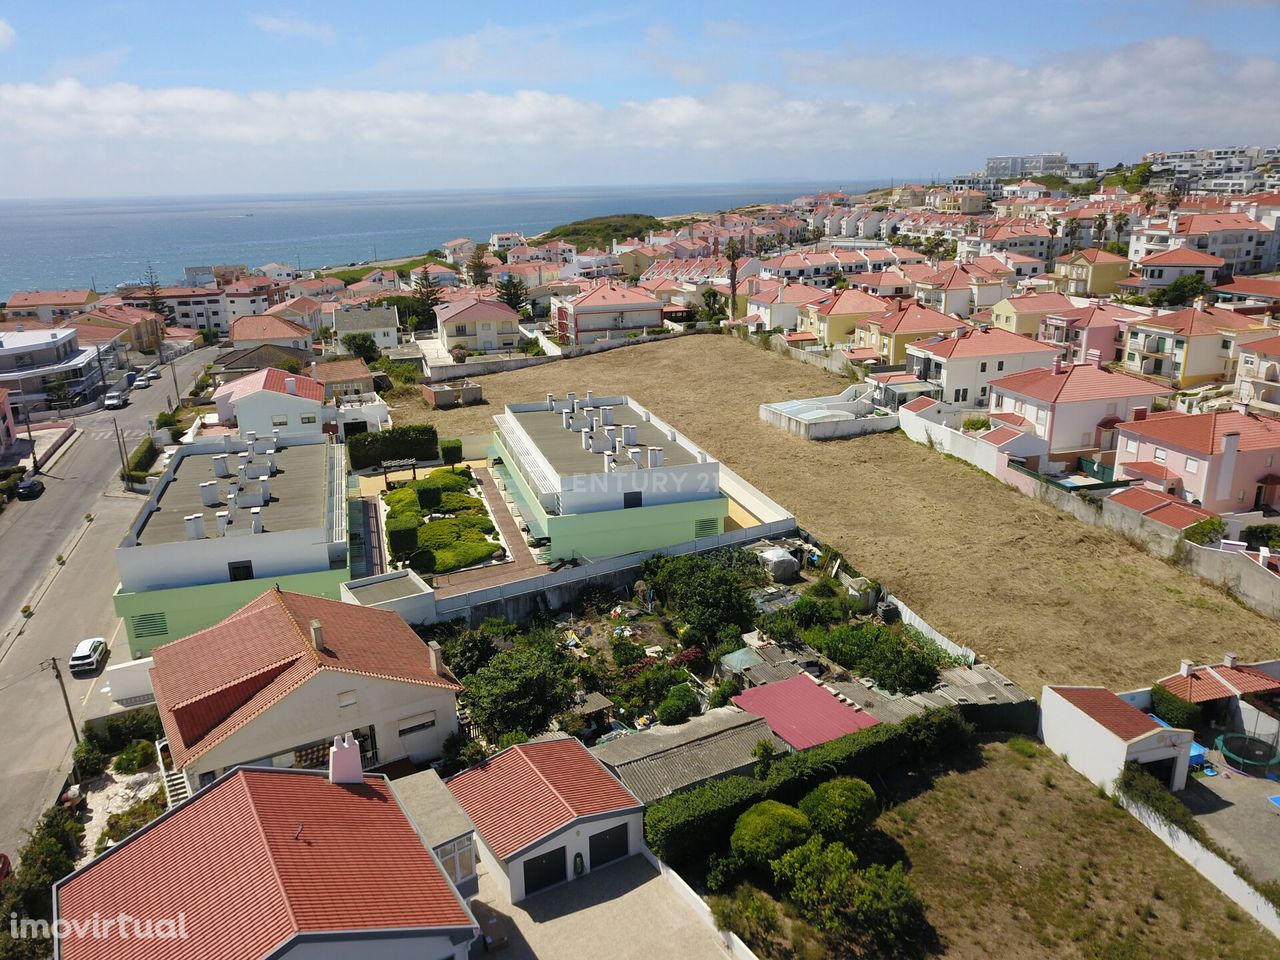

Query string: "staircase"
[[156, 740, 191, 808]]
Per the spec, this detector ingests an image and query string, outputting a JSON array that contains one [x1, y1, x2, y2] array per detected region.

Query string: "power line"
[[0, 664, 45, 697]]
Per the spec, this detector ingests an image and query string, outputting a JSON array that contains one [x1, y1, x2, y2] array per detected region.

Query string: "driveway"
[[471, 855, 730, 960], [1180, 766, 1280, 885]]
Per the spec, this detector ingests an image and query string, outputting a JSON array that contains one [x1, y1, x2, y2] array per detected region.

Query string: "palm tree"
[[1092, 213, 1109, 245], [1139, 191, 1158, 215], [1064, 218, 1081, 252], [1112, 212, 1129, 238], [1047, 217, 1061, 258], [1167, 183, 1184, 212], [724, 237, 741, 319]]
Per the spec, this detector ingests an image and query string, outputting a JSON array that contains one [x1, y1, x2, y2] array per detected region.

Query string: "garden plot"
[[382, 466, 507, 575]]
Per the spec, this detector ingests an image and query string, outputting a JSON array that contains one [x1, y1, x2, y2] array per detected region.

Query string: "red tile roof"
[[991, 411, 1031, 427], [1048, 687, 1160, 740], [7, 288, 98, 307], [1139, 247, 1225, 268], [55, 768, 476, 960], [447, 738, 641, 860], [231, 314, 311, 344], [1108, 486, 1214, 531], [990, 362, 1171, 404], [783, 331, 818, 342], [569, 284, 660, 309], [1242, 334, 1280, 358], [1137, 305, 1267, 337], [435, 296, 519, 324], [1215, 277, 1280, 300], [1156, 664, 1280, 703], [1117, 410, 1280, 456], [979, 425, 1024, 446], [733, 674, 879, 750], [872, 300, 967, 336], [151, 590, 460, 769], [308, 358, 372, 384], [1002, 291, 1075, 314], [1058, 248, 1129, 264], [810, 288, 888, 316], [899, 396, 938, 414], [212, 366, 325, 405], [913, 325, 1057, 360]]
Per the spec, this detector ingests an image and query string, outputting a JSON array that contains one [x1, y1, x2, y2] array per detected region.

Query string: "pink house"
[[1114, 409, 1280, 514], [987, 358, 1173, 465], [1038, 303, 1141, 364]]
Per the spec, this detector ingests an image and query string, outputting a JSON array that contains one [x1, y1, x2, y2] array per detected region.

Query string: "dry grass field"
[[395, 335, 1278, 693], [879, 741, 1278, 958]]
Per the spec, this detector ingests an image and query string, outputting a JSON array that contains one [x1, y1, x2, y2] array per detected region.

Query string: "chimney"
[[582, 429, 592, 450], [285, 377, 297, 396], [623, 424, 638, 446], [427, 640, 444, 675], [1223, 652, 1238, 669], [1179, 658, 1194, 677], [251, 506, 263, 533], [227, 490, 238, 518], [328, 732, 363, 785], [1132, 406, 1148, 422], [310, 618, 325, 652], [547, 392, 555, 411], [629, 447, 645, 468], [183, 514, 206, 540], [601, 406, 615, 426], [647, 446, 665, 468], [562, 409, 573, 430], [212, 454, 230, 478], [216, 510, 230, 535], [266, 451, 277, 474], [1051, 356, 1063, 375], [238, 464, 248, 486], [1087, 349, 1102, 368], [1221, 430, 1240, 456], [245, 430, 257, 445], [272, 428, 280, 445], [586, 390, 595, 407], [199, 481, 220, 507], [566, 392, 576, 410]]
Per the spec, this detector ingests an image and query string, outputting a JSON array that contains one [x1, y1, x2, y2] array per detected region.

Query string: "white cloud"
[[250, 14, 335, 43], [1, 36, 1277, 196], [0, 18, 15, 49]]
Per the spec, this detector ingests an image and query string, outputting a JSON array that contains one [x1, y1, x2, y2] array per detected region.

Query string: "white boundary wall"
[[886, 593, 976, 664], [1120, 798, 1280, 938], [640, 849, 760, 960]]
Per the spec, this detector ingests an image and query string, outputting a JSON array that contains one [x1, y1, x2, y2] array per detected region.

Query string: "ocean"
[[0, 181, 883, 294]]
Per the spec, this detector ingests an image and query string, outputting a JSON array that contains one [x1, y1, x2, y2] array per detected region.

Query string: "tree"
[[340, 332, 380, 363], [1092, 212, 1109, 244], [1112, 211, 1129, 239], [698, 288, 728, 325], [1158, 273, 1211, 307], [1063, 217, 1081, 252], [648, 554, 755, 645], [1139, 190, 1158, 215], [799, 777, 877, 844], [466, 248, 490, 287], [462, 647, 573, 741], [730, 800, 811, 868], [725, 237, 741, 319], [318, 324, 334, 346], [413, 269, 443, 330], [44, 374, 71, 409], [143, 263, 166, 317], [1167, 182, 1184, 211], [655, 683, 699, 725], [440, 438, 463, 471], [441, 627, 497, 678], [495, 276, 528, 313], [278, 357, 302, 374]]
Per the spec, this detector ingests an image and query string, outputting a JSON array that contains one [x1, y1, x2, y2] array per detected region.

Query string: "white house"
[[1121, 247, 1225, 298], [488, 231, 526, 252], [150, 589, 463, 800], [441, 238, 477, 266], [54, 764, 480, 960], [228, 314, 312, 351], [122, 287, 228, 334], [447, 738, 644, 903], [212, 367, 325, 437], [1040, 685, 1192, 793], [256, 262, 299, 283], [331, 303, 401, 355], [906, 325, 1059, 408], [551, 284, 663, 344]]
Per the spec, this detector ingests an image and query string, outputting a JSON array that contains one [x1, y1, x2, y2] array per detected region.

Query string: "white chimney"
[[260, 477, 270, 501], [1223, 652, 1238, 668], [227, 490, 238, 518], [427, 640, 444, 675], [601, 406, 615, 426], [647, 446, 665, 468], [328, 732, 363, 785], [272, 428, 280, 445], [266, 451, 277, 474], [562, 409, 573, 430], [629, 447, 645, 468], [605, 425, 618, 445], [310, 618, 324, 652], [567, 392, 576, 410], [1179, 658, 1194, 677], [245, 431, 257, 445], [582, 429, 592, 450], [285, 377, 298, 396], [586, 390, 594, 407], [199, 481, 219, 507], [1052, 356, 1063, 375], [212, 455, 230, 478], [623, 424, 638, 445], [183, 514, 205, 540], [216, 510, 230, 535], [547, 392, 555, 410], [251, 506, 263, 533], [238, 464, 248, 486]]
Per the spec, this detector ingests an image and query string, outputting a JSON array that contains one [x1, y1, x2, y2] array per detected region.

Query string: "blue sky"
[[0, 0, 1278, 197]]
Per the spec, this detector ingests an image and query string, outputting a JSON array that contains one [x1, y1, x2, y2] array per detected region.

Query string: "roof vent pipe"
[[216, 511, 230, 535], [251, 506, 263, 533], [582, 429, 592, 450], [199, 481, 220, 507], [562, 410, 573, 430]]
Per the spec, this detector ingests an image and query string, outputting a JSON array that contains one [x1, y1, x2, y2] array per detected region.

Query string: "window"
[[398, 712, 436, 736], [979, 362, 987, 373], [198, 771, 216, 788], [1221, 339, 1231, 350], [1185, 457, 1199, 474], [1127, 352, 1136, 362], [623, 491, 642, 509], [997, 360, 1004, 371], [1153, 447, 1167, 463], [227, 560, 254, 581], [1125, 438, 1137, 454], [271, 415, 289, 426], [436, 837, 476, 885], [953, 388, 968, 402], [300, 414, 317, 424]]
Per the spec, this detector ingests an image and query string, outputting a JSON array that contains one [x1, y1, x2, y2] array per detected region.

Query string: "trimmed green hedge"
[[426, 466, 473, 492], [440, 491, 485, 515], [386, 514, 421, 559], [645, 709, 973, 866], [440, 438, 463, 467], [384, 486, 421, 521], [409, 540, 500, 574], [1150, 683, 1202, 729], [348, 424, 439, 470], [121, 436, 159, 483], [409, 478, 443, 510]]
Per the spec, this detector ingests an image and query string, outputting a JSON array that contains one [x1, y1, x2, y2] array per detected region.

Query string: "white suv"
[[68, 637, 107, 675]]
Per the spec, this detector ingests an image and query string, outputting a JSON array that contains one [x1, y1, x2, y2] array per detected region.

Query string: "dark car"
[[15, 478, 45, 500]]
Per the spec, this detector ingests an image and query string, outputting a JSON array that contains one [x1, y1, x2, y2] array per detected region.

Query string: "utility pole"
[[45, 657, 82, 785], [25, 412, 39, 475], [163, 340, 180, 398], [112, 417, 130, 481]]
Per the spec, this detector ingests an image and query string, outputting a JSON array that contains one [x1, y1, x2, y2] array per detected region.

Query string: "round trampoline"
[[1216, 733, 1280, 773]]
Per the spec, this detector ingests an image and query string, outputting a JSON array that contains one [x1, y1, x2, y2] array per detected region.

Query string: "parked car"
[[132, 378, 150, 389], [146, 370, 163, 381], [68, 637, 108, 675], [15, 478, 45, 500], [103, 391, 127, 409]]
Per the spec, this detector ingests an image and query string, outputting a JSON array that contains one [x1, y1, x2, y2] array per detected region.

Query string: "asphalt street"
[[0, 345, 214, 859]]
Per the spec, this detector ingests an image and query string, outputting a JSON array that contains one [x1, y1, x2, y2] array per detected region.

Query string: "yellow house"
[[75, 304, 165, 351], [1119, 304, 1274, 388], [436, 297, 522, 353], [618, 246, 661, 277], [1049, 248, 1130, 296], [851, 300, 968, 363], [936, 190, 988, 215], [990, 291, 1076, 336], [796, 288, 889, 346]]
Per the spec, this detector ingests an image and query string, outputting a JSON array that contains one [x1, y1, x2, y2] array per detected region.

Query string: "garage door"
[[522, 847, 566, 897], [588, 823, 629, 870]]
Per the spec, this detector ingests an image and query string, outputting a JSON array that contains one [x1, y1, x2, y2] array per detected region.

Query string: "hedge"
[[409, 478, 443, 510], [1150, 683, 1202, 729], [348, 424, 439, 470], [409, 540, 500, 574], [426, 466, 473, 492], [386, 514, 421, 559], [440, 491, 486, 515], [645, 709, 973, 865], [384, 486, 421, 521], [440, 438, 463, 467], [121, 436, 159, 483]]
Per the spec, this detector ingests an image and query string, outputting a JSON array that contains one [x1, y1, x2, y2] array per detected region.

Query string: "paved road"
[[0, 346, 215, 860]]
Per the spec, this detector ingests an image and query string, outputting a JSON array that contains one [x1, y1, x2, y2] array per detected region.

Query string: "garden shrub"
[[1116, 762, 1207, 843], [1184, 516, 1227, 546], [88, 707, 163, 752], [122, 436, 159, 482], [3, 805, 84, 923], [1150, 683, 1202, 729], [962, 415, 991, 432], [408, 478, 443, 510], [440, 438, 463, 468], [113, 740, 157, 774], [384, 486, 421, 520], [656, 683, 700, 725], [611, 638, 645, 668], [798, 777, 877, 844], [347, 424, 439, 470], [671, 647, 707, 671], [710, 885, 781, 943], [385, 513, 421, 559], [73, 738, 109, 778], [1241, 523, 1280, 551], [95, 788, 167, 854], [730, 800, 811, 868], [709, 675, 742, 708], [426, 466, 473, 492], [811, 622, 956, 695], [440, 491, 485, 515], [646, 776, 767, 866]]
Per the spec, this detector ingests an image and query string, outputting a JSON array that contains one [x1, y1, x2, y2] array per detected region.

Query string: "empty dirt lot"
[[398, 335, 1277, 693]]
